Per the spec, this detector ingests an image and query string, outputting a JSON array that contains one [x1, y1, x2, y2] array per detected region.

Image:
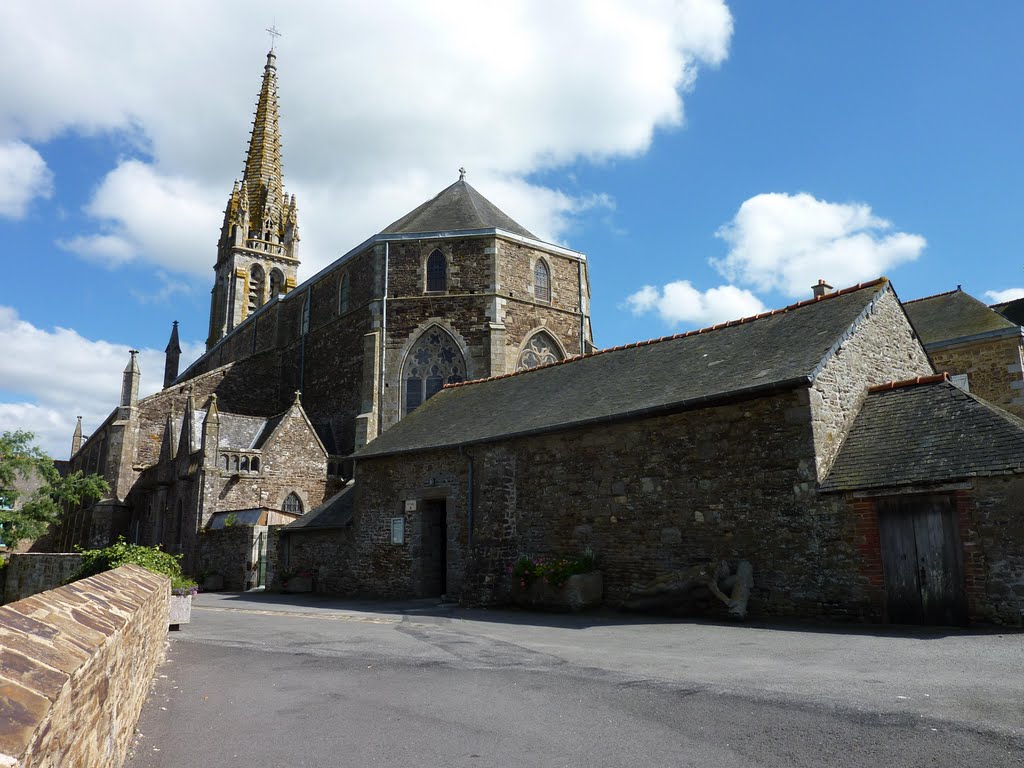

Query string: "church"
[[61, 51, 1024, 625]]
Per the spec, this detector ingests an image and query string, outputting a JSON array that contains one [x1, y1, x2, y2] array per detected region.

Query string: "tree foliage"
[[0, 430, 109, 547], [73, 537, 197, 593]]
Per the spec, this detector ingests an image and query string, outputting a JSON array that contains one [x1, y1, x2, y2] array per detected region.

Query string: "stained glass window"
[[534, 259, 551, 302], [517, 331, 564, 371], [402, 327, 466, 415], [426, 249, 446, 292], [282, 492, 303, 514]]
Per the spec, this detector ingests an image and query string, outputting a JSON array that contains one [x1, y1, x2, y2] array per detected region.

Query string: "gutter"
[[923, 325, 1023, 352]]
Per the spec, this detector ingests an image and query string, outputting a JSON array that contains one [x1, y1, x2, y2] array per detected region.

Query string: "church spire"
[[242, 50, 285, 238], [207, 48, 300, 350]]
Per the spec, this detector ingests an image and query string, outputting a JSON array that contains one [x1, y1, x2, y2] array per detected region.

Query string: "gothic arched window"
[[402, 327, 466, 415], [426, 249, 446, 293], [269, 268, 284, 298], [339, 272, 350, 314], [517, 331, 564, 371], [282, 492, 303, 514], [248, 264, 265, 313], [534, 259, 551, 303]]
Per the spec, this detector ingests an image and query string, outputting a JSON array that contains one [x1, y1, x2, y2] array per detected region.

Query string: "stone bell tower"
[[206, 48, 300, 349]]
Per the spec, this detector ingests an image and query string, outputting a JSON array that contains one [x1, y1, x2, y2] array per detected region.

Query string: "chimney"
[[812, 279, 833, 299]]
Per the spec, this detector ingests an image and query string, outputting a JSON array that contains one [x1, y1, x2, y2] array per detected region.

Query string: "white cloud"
[[712, 192, 926, 298], [58, 160, 222, 274], [0, 1, 732, 278], [625, 280, 766, 327], [985, 288, 1024, 304], [0, 306, 203, 459], [0, 140, 53, 218]]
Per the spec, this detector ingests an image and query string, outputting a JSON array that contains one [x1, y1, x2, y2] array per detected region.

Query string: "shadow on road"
[[196, 589, 1019, 639]]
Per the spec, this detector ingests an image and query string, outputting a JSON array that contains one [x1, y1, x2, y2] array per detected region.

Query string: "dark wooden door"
[[420, 500, 447, 597], [877, 494, 967, 625]]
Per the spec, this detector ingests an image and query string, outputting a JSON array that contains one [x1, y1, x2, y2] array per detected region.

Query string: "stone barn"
[[347, 278, 1024, 624]]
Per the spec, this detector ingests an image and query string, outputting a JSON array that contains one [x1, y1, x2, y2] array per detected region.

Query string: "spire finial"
[[294, 389, 302, 404], [458, 167, 466, 181], [266, 23, 281, 52]]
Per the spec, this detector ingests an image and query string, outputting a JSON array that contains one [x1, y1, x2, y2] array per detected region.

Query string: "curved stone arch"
[[515, 328, 567, 372], [398, 321, 472, 416]]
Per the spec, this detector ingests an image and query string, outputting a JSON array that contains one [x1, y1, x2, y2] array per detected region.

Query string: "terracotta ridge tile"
[[868, 372, 950, 393], [444, 276, 890, 390]]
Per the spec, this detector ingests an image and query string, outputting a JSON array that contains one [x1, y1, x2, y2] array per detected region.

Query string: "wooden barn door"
[[877, 494, 967, 625]]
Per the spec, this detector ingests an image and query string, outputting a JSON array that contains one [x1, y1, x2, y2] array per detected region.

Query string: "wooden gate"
[[877, 494, 967, 625]]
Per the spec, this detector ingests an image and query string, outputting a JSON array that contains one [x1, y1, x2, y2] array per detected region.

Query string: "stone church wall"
[[929, 335, 1024, 418], [809, 287, 933, 481], [354, 389, 881, 619], [278, 527, 357, 594]]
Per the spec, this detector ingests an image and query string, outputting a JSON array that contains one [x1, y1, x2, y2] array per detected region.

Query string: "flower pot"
[[283, 575, 313, 593], [169, 594, 192, 629], [512, 571, 603, 612]]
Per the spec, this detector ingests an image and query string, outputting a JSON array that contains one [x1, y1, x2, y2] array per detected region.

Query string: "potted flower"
[[281, 568, 314, 593], [510, 550, 602, 612], [169, 579, 199, 630]]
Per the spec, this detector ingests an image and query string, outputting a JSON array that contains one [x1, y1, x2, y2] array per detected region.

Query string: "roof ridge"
[[904, 287, 961, 305], [461, 180, 486, 227], [445, 277, 890, 391], [868, 372, 949, 393]]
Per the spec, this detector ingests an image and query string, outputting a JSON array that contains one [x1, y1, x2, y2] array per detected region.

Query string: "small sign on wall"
[[404, 499, 417, 512], [391, 517, 405, 545]]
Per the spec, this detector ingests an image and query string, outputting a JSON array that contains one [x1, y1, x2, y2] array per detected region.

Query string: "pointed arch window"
[[269, 268, 284, 298], [402, 327, 466, 415], [282, 492, 303, 514], [426, 249, 447, 293], [248, 264, 266, 313], [339, 272, 350, 314], [517, 331, 564, 371], [534, 259, 551, 303]]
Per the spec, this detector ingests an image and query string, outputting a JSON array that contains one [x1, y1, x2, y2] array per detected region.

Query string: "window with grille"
[[402, 326, 466, 415], [426, 250, 446, 292], [534, 259, 551, 302], [282, 493, 303, 514]]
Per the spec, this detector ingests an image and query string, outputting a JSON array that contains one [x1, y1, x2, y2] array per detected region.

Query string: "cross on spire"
[[266, 23, 282, 51]]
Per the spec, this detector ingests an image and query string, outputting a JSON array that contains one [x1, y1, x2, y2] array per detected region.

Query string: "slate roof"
[[188, 410, 268, 450], [356, 279, 893, 459], [821, 379, 1024, 492], [381, 179, 537, 239], [281, 483, 355, 532], [990, 297, 1024, 327], [904, 288, 1016, 345]]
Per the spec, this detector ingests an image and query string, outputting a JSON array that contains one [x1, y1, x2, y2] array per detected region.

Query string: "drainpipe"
[[378, 242, 389, 436], [466, 449, 474, 548], [577, 260, 586, 354]]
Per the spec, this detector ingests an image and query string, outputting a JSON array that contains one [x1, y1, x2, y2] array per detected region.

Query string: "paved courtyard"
[[125, 592, 1023, 767]]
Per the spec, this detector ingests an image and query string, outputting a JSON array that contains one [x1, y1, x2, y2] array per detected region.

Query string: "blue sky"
[[1, 1, 1021, 457]]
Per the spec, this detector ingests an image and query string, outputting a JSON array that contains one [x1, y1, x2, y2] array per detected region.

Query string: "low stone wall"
[[0, 564, 169, 767], [2, 553, 83, 605]]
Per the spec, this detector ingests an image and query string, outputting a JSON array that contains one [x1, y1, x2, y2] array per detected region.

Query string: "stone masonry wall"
[[962, 476, 1024, 624], [929, 335, 1024, 418], [810, 287, 933, 480], [198, 526, 260, 590], [355, 390, 882, 619], [0, 564, 168, 767], [279, 528, 357, 594], [2, 554, 83, 605]]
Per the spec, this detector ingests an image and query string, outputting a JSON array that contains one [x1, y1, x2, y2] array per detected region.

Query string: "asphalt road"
[[125, 592, 1024, 768]]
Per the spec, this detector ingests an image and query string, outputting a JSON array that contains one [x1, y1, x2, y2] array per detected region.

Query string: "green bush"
[[72, 537, 198, 594], [512, 550, 595, 588]]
